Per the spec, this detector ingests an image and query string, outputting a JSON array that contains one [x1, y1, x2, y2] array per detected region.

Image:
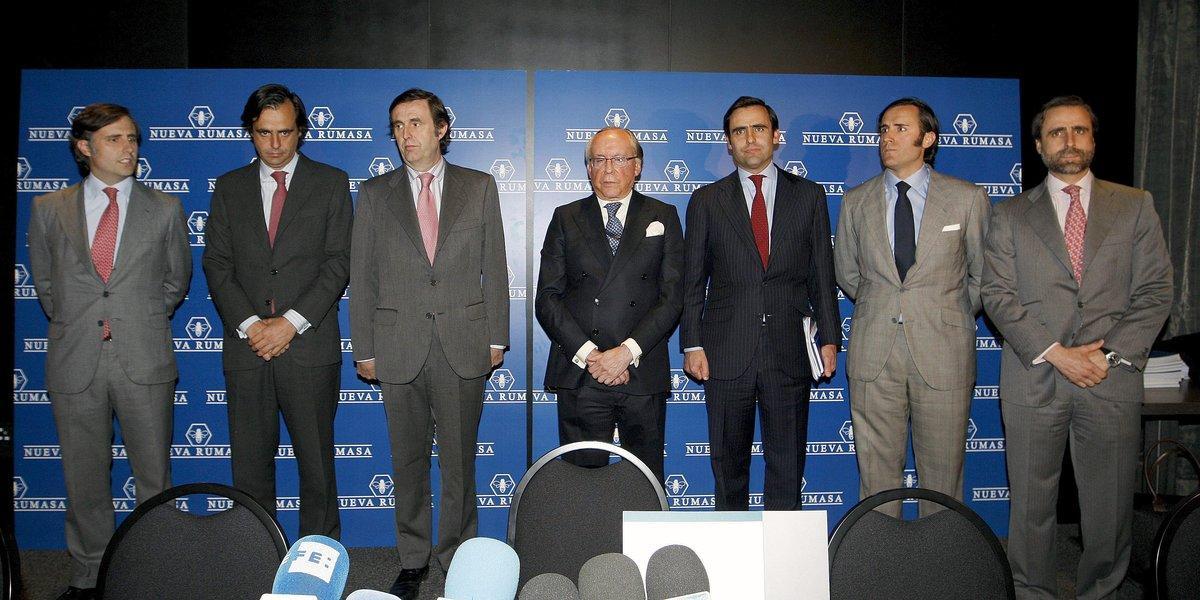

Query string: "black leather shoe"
[[56, 587, 97, 600], [389, 565, 429, 600]]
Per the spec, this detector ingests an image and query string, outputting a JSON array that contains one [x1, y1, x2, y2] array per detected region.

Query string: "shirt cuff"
[[490, 345, 506, 350], [236, 315, 261, 339], [683, 346, 703, 353], [573, 341, 599, 369], [282, 309, 310, 334], [1032, 342, 1059, 365], [622, 338, 642, 368], [356, 358, 374, 364]]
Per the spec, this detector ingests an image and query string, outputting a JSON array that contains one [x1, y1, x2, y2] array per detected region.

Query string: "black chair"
[[96, 482, 288, 599], [507, 441, 668, 589], [1153, 489, 1200, 599], [0, 528, 13, 600], [828, 488, 1014, 600]]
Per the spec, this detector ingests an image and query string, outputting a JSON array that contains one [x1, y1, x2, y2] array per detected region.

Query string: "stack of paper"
[[1144, 353, 1190, 388]]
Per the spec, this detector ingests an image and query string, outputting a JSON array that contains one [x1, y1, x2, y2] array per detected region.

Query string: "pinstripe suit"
[[982, 177, 1171, 599], [681, 166, 840, 509]]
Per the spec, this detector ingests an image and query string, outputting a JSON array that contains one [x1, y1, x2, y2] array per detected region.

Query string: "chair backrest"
[[507, 441, 667, 589], [0, 528, 13, 600], [1154, 489, 1200, 600], [828, 488, 1014, 600], [97, 482, 288, 600]]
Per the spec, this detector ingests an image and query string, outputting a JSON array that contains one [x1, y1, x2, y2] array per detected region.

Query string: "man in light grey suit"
[[28, 103, 191, 600], [350, 88, 508, 600], [983, 95, 1172, 599], [835, 97, 990, 516]]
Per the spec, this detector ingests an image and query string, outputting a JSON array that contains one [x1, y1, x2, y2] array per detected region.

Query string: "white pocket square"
[[941, 223, 961, 232], [646, 221, 665, 236]]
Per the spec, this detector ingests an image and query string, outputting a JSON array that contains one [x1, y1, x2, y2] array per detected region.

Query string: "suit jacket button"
[[891, 317, 898, 324], [425, 312, 433, 319], [594, 298, 600, 305], [591, 328, 599, 335], [629, 301, 637, 307], [430, 280, 438, 286], [97, 320, 104, 327], [102, 291, 109, 297], [582, 272, 588, 278], [640, 274, 647, 280], [1077, 301, 1084, 308]]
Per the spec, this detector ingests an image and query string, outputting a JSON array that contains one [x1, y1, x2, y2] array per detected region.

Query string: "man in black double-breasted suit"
[[536, 126, 684, 481]]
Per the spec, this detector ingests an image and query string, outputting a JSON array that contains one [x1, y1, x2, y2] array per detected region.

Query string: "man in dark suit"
[[535, 126, 684, 482], [982, 96, 1172, 599], [28, 103, 191, 600], [681, 96, 839, 510], [203, 84, 352, 540], [350, 88, 508, 599]]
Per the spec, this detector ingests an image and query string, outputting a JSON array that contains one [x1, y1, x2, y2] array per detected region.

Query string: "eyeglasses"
[[587, 156, 638, 168]]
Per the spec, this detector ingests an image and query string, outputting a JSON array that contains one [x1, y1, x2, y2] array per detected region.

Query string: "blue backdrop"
[[13, 69, 1019, 549]]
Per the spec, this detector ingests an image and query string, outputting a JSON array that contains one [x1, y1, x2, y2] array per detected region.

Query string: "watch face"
[[1106, 352, 1120, 367]]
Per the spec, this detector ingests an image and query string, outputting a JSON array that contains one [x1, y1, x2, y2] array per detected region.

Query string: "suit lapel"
[[715, 173, 759, 267], [434, 165, 468, 262], [1023, 182, 1074, 280], [571, 195, 613, 271], [861, 175, 901, 285], [237, 166, 273, 254], [1080, 179, 1118, 281], [271, 155, 316, 245], [62, 184, 95, 273], [112, 182, 153, 276], [604, 192, 650, 289], [382, 168, 430, 263], [908, 171, 950, 280]]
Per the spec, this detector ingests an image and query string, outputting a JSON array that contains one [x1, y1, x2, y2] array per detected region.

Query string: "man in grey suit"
[[834, 97, 990, 516], [203, 84, 351, 539], [28, 103, 191, 600], [350, 88, 508, 599], [982, 95, 1172, 599]]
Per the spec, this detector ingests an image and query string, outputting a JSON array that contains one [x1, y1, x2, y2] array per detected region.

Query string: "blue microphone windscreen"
[[444, 536, 521, 600], [271, 535, 350, 600]]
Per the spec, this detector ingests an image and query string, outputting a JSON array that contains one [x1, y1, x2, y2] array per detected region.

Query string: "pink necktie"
[[749, 174, 770, 269], [417, 172, 439, 264], [93, 187, 119, 339], [268, 171, 287, 247], [1063, 184, 1086, 283]]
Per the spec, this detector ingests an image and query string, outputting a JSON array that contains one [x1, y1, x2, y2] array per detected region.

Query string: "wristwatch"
[[1101, 347, 1122, 368]]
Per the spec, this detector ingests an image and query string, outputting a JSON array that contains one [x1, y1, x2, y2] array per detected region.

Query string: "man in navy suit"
[[681, 96, 839, 510], [536, 126, 684, 481]]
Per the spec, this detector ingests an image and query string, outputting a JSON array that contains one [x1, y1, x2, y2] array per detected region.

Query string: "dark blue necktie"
[[604, 201, 622, 254], [894, 180, 915, 281]]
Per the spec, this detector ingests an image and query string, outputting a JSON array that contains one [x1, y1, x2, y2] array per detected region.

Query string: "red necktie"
[[749, 174, 770, 269], [416, 172, 439, 264], [1063, 184, 1086, 283], [268, 170, 287, 247], [93, 186, 119, 339]]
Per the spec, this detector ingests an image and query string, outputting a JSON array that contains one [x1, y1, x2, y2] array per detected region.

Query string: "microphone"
[[442, 536, 521, 599], [346, 591, 402, 600], [577, 553, 645, 600], [518, 573, 579, 600], [645, 545, 711, 600], [269, 535, 350, 600]]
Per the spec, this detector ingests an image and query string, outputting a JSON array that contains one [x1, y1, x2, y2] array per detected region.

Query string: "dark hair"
[[722, 96, 779, 137], [240, 83, 308, 146], [69, 103, 140, 176], [388, 88, 453, 155], [1031, 95, 1098, 139], [878, 97, 940, 166], [584, 126, 644, 162]]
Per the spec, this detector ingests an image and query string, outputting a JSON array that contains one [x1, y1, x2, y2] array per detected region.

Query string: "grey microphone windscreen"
[[645, 545, 710, 600], [518, 572, 580, 600], [577, 553, 645, 600]]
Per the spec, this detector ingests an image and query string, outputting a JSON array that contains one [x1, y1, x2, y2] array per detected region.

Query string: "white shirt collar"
[[406, 158, 446, 183], [258, 152, 300, 183], [1046, 169, 1094, 199], [737, 162, 777, 183], [84, 173, 133, 199]]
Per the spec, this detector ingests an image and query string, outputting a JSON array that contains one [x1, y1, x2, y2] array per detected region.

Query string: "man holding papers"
[[834, 97, 991, 515]]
